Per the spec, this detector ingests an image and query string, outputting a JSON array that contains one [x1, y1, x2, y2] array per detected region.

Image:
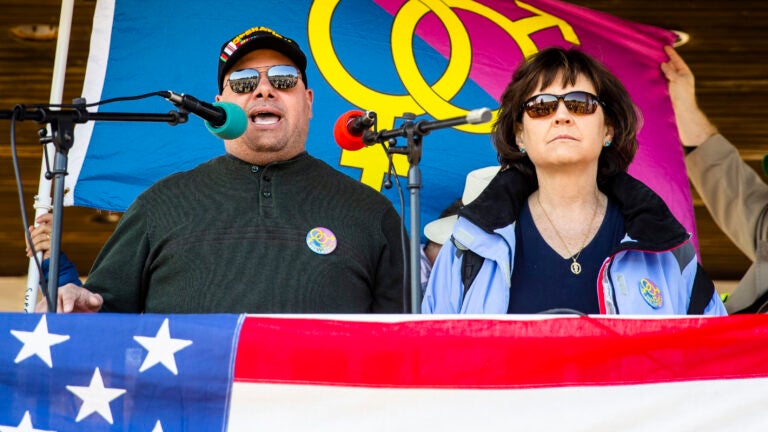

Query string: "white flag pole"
[[24, 0, 75, 312]]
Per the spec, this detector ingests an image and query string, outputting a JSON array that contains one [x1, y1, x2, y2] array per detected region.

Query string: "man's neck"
[[227, 149, 306, 166]]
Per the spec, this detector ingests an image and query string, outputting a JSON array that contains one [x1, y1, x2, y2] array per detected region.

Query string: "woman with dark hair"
[[423, 47, 726, 315]]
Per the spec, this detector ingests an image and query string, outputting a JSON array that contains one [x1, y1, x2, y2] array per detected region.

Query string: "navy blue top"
[[42, 252, 83, 287], [507, 198, 625, 314]]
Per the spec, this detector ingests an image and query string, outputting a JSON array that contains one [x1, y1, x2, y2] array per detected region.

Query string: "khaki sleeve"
[[685, 134, 768, 260]]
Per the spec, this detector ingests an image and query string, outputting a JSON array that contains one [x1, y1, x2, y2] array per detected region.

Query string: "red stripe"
[[596, 258, 610, 314], [234, 315, 768, 388]]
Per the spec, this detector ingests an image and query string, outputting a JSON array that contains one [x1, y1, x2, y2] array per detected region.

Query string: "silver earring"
[[604, 140, 611, 147], [520, 147, 526, 154]]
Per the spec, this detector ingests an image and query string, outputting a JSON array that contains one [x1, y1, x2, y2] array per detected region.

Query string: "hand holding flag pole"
[[334, 108, 492, 313]]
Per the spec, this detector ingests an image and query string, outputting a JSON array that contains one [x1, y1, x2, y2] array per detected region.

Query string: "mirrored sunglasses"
[[522, 91, 603, 119], [226, 65, 300, 93]]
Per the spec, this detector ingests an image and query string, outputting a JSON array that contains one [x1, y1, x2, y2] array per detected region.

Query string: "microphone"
[[165, 91, 247, 139], [334, 110, 375, 151], [335, 108, 493, 151]]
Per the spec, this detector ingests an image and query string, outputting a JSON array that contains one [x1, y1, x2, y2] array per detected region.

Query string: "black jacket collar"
[[460, 169, 689, 251]]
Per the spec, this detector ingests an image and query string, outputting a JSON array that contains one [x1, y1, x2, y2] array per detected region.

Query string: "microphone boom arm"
[[2, 104, 188, 126], [363, 107, 492, 146]]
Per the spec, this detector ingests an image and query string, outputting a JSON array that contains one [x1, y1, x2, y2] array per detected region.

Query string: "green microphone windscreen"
[[205, 102, 247, 140]]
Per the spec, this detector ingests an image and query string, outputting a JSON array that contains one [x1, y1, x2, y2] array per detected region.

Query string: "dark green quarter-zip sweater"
[[85, 153, 406, 314]]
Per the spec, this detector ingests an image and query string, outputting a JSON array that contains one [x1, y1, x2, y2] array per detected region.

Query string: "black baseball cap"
[[217, 26, 308, 93]]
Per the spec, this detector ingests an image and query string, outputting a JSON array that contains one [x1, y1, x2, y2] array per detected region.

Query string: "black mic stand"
[[376, 114, 424, 314], [2, 98, 188, 312], [362, 109, 492, 314]]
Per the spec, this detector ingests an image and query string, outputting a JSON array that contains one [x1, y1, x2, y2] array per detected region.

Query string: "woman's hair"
[[492, 46, 639, 186]]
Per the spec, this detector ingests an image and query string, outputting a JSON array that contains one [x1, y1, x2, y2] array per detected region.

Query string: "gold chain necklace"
[[536, 191, 600, 275]]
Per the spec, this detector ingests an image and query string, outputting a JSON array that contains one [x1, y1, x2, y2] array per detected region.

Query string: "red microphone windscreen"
[[333, 110, 366, 151]]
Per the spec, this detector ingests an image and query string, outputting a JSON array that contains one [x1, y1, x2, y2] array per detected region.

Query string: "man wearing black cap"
[[38, 27, 406, 314], [214, 26, 313, 166]]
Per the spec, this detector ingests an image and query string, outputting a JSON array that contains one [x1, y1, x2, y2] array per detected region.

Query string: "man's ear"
[[305, 88, 314, 120]]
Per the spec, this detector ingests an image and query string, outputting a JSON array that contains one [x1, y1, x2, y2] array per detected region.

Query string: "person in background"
[[423, 46, 726, 316], [37, 26, 406, 314], [662, 45, 768, 313], [420, 166, 499, 292], [421, 199, 462, 293], [26, 212, 81, 288]]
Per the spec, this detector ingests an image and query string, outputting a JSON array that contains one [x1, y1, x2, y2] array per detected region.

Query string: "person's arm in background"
[[26, 213, 83, 287], [27, 213, 101, 313], [662, 45, 768, 260], [660, 45, 718, 147]]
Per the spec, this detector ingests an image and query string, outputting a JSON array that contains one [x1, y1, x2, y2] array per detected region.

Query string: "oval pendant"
[[570, 261, 582, 275]]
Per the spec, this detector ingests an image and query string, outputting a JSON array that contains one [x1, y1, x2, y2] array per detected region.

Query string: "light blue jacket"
[[422, 170, 727, 316]]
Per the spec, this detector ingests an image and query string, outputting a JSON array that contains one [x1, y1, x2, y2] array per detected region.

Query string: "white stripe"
[[224, 42, 237, 56], [228, 377, 768, 431], [65, 0, 116, 206]]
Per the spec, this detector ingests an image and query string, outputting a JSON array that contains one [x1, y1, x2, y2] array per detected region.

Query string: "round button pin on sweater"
[[639, 278, 663, 309], [306, 227, 337, 255]]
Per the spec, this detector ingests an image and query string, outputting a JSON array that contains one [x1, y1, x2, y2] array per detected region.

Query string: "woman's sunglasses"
[[226, 65, 300, 93], [521, 91, 603, 119]]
